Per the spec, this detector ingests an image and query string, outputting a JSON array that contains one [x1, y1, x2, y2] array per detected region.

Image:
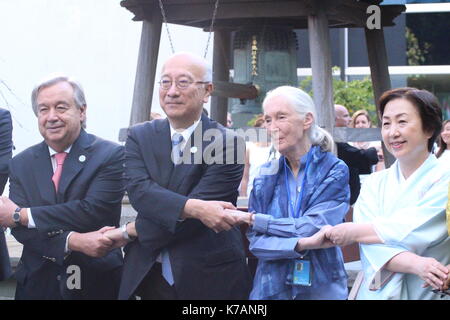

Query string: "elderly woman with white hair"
[[228, 86, 350, 300]]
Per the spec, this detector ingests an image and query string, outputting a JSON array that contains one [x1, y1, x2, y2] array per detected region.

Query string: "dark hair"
[[378, 87, 442, 152], [436, 119, 450, 158]]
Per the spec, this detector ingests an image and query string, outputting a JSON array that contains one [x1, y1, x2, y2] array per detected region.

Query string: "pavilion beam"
[[129, 10, 162, 126], [308, 3, 335, 138], [365, 27, 395, 167], [211, 29, 231, 126]]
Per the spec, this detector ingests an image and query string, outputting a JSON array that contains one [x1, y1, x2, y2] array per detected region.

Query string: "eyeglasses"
[[159, 79, 210, 90]]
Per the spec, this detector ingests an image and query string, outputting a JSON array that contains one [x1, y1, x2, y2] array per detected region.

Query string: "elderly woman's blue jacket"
[[247, 145, 350, 299]]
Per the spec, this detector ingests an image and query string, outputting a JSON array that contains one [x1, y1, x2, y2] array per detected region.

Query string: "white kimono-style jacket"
[[354, 154, 450, 300]]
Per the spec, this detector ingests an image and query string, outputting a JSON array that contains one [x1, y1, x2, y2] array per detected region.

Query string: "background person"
[[0, 108, 13, 195], [436, 119, 450, 163], [349, 109, 374, 150], [0, 108, 12, 281], [335, 104, 378, 205], [240, 114, 278, 197], [349, 109, 385, 172]]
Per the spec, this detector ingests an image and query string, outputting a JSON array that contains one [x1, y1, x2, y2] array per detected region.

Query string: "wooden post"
[[365, 27, 395, 167], [211, 29, 231, 126], [308, 5, 334, 138], [129, 12, 162, 126]]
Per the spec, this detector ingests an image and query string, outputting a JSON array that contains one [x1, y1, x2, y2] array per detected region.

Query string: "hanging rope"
[[204, 0, 220, 58], [157, 0, 220, 57], [158, 0, 175, 54]]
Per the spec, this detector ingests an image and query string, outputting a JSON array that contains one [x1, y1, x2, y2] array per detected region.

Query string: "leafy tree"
[[299, 70, 378, 125], [406, 27, 430, 66]]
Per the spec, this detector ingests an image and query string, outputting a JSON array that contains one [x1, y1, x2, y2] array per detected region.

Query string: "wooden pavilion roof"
[[121, 0, 405, 30]]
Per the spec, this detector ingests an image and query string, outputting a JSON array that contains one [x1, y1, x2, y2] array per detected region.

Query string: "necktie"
[[52, 152, 67, 192], [171, 133, 184, 165], [160, 133, 184, 286], [161, 249, 174, 285]]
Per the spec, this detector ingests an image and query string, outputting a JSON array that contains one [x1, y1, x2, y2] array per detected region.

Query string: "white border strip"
[[297, 65, 450, 76], [405, 3, 450, 13]]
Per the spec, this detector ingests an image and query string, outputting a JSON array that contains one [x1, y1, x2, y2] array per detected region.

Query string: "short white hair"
[[31, 74, 87, 128]]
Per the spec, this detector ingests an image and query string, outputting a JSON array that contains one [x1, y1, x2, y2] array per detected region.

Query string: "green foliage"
[[299, 71, 378, 124], [247, 113, 264, 127], [247, 114, 259, 127], [406, 27, 431, 66]]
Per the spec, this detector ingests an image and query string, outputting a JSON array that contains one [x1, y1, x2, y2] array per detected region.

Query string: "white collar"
[[48, 145, 72, 157], [169, 118, 201, 143]]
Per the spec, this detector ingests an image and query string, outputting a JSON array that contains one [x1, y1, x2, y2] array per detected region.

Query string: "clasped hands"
[[0, 196, 133, 258], [68, 224, 137, 258], [302, 223, 359, 250]]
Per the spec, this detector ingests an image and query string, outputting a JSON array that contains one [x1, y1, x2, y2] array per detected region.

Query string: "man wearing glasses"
[[110, 52, 251, 300]]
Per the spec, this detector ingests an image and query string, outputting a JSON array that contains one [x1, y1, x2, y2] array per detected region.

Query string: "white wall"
[[0, 0, 213, 156]]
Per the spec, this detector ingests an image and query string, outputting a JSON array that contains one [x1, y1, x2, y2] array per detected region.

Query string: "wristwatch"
[[121, 223, 136, 242], [12, 207, 22, 226]]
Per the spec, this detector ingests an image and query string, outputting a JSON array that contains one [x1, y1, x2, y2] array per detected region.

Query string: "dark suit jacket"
[[336, 142, 378, 205], [0, 108, 12, 280], [9, 129, 125, 300], [0, 108, 13, 194], [120, 113, 251, 300]]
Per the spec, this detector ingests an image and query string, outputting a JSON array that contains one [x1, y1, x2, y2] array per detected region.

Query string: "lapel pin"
[[79, 155, 86, 163], [190, 146, 198, 154]]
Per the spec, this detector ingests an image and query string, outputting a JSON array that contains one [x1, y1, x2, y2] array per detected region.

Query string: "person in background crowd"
[[335, 104, 378, 205], [150, 112, 162, 121], [240, 114, 278, 197], [436, 119, 450, 163], [349, 109, 374, 150], [349, 109, 385, 172], [227, 112, 233, 128], [0, 107, 12, 281]]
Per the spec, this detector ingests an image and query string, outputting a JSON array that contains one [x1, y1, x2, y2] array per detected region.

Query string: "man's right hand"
[[68, 226, 115, 258], [182, 199, 239, 233]]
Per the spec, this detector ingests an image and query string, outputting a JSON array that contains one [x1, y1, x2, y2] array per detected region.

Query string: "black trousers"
[[135, 262, 178, 300]]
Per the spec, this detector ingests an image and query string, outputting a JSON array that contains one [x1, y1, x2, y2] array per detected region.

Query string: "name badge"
[[292, 258, 312, 286]]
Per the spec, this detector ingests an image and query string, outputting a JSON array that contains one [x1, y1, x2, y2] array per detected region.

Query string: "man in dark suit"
[[0, 108, 13, 194], [335, 104, 378, 205], [0, 76, 124, 299], [106, 52, 251, 300], [0, 108, 13, 280]]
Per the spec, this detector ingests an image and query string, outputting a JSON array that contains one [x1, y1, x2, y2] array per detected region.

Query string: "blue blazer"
[[0, 108, 12, 280], [9, 129, 125, 299], [119, 114, 252, 300]]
